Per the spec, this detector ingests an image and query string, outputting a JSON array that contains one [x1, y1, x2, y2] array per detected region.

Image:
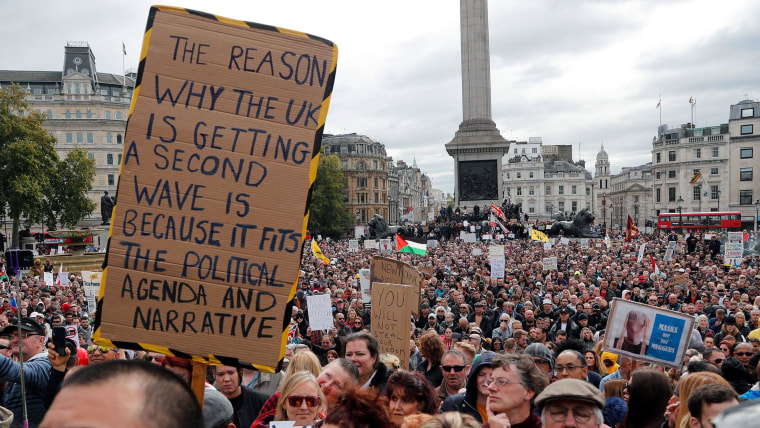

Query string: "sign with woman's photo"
[[603, 299, 695, 369]]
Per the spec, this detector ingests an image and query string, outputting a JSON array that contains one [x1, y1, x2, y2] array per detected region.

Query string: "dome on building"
[[596, 144, 609, 161]]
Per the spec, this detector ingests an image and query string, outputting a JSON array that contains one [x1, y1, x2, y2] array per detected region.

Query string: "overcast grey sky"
[[1, 0, 758, 195]]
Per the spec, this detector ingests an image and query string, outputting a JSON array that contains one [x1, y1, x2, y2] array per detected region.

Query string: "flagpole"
[[122, 41, 126, 87]]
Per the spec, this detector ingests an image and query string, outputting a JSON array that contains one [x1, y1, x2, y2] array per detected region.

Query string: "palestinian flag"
[[396, 234, 426, 256]]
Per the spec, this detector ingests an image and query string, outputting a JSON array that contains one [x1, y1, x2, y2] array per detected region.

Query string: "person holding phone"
[[0, 317, 51, 426]]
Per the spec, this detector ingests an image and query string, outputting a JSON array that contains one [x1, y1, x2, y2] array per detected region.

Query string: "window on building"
[[107, 154, 114, 165], [532, 148, 538, 153], [545, 204, 552, 213], [340, 145, 347, 155], [87, 133, 93, 144], [655, 171, 661, 179], [358, 145, 365, 154], [571, 185, 577, 194], [358, 193, 366, 203], [740, 190, 753, 205], [558, 185, 564, 195], [712, 147, 719, 157], [656, 152, 661, 163], [740, 167, 753, 181], [341, 160, 347, 169], [546, 185, 551, 195], [668, 170, 676, 179], [106, 133, 112, 144], [668, 187, 676, 202], [741, 147, 753, 158], [373, 160, 378, 170], [529, 172, 534, 178], [66, 133, 73, 143], [374, 193, 379, 203], [105, 111, 112, 120], [693, 168, 700, 176], [46, 109, 53, 119], [693, 187, 701, 201], [711, 185, 719, 200], [741, 107, 754, 118], [528, 203, 535, 213], [374, 178, 378, 187], [528, 186, 534, 196], [75, 84, 80, 95], [357, 177, 367, 188], [112, 89, 120, 97], [694, 148, 701, 158], [76, 133, 83, 143], [586, 187, 591, 196], [116, 134, 122, 144], [711, 167, 718, 175], [656, 188, 661, 202], [76, 110, 82, 119], [558, 202, 565, 211], [107, 174, 115, 186], [516, 187, 522, 196], [115, 112, 123, 120], [118, 154, 122, 165], [357, 162, 365, 171], [741, 124, 753, 135], [87, 153, 95, 160], [668, 151, 676, 161], [572, 201, 578, 212], [516, 172, 521, 179]]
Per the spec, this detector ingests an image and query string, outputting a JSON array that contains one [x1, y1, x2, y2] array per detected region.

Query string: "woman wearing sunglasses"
[[274, 371, 326, 427]]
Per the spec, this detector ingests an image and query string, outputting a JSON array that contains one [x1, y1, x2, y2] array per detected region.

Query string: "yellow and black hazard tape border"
[[93, 5, 337, 373]]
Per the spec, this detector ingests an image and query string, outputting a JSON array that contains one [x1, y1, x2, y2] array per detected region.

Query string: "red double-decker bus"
[[657, 211, 742, 231]]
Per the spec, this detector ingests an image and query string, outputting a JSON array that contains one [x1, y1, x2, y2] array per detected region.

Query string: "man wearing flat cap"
[[534, 378, 605, 428], [0, 317, 52, 426]]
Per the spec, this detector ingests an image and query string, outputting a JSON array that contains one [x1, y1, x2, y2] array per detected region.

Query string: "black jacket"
[[440, 351, 496, 423], [232, 386, 269, 428]]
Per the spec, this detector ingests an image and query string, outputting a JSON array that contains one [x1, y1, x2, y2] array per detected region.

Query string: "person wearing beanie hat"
[[603, 396, 628, 427], [524, 343, 554, 376], [203, 387, 234, 428]]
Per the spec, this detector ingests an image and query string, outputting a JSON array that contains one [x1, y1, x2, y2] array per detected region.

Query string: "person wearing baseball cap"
[[0, 317, 51, 425], [534, 378, 605, 427]]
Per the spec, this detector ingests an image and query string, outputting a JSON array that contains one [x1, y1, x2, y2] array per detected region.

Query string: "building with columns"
[[0, 42, 134, 226], [503, 138, 594, 220]]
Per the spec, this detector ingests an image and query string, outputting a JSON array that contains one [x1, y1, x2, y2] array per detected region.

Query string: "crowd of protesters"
[[0, 204, 758, 427]]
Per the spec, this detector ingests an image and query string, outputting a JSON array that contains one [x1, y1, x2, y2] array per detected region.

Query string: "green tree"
[[0, 85, 60, 247], [44, 147, 97, 230], [308, 154, 353, 240]]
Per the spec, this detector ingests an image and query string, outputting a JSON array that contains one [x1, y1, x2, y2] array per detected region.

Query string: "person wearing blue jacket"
[[0, 317, 51, 427], [440, 351, 495, 422]]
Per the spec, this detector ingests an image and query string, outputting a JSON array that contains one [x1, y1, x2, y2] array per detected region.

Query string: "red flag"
[[490, 203, 506, 221], [625, 215, 639, 242]]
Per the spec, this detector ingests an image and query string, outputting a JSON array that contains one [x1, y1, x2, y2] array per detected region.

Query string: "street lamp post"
[[677, 196, 684, 235], [602, 193, 607, 231], [609, 203, 614, 233], [755, 199, 760, 234], [634, 201, 639, 231]]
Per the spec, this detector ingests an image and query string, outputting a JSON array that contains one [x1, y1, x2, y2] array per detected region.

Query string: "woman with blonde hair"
[[603, 379, 628, 401], [273, 371, 326, 427], [675, 371, 731, 428], [251, 351, 323, 427], [418, 412, 481, 428]]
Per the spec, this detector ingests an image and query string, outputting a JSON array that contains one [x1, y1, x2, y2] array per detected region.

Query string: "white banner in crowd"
[[379, 239, 392, 252], [580, 239, 589, 249], [44, 272, 54, 287], [724, 242, 743, 267], [348, 240, 359, 253], [490, 258, 505, 279], [637, 243, 647, 264], [489, 245, 504, 259], [472, 248, 483, 256], [461, 232, 477, 243], [359, 268, 372, 302], [305, 294, 334, 331], [364, 239, 377, 250], [560, 237, 569, 246], [542, 257, 558, 271], [603, 299, 695, 369]]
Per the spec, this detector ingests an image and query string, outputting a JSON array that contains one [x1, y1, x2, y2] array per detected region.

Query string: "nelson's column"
[[445, 0, 510, 209]]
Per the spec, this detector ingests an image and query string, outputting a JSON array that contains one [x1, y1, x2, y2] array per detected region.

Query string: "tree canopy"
[[307, 154, 353, 240], [0, 85, 96, 247]]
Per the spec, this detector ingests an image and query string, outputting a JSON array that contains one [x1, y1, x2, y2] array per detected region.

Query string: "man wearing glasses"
[[483, 353, 548, 428], [534, 378, 605, 428], [0, 316, 51, 426], [555, 350, 602, 388], [436, 349, 470, 402]]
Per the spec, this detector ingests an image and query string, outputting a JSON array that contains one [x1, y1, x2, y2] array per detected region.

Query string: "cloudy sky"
[[1, 0, 758, 195]]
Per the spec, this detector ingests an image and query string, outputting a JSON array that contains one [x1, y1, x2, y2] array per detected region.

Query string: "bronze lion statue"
[[548, 208, 599, 238]]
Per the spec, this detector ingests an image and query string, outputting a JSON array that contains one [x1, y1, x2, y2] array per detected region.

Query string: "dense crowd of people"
[[0, 210, 759, 427]]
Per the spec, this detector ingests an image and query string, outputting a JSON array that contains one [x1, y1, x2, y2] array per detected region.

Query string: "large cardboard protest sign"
[[371, 283, 414, 370], [94, 6, 338, 371], [370, 256, 422, 317], [603, 299, 694, 369]]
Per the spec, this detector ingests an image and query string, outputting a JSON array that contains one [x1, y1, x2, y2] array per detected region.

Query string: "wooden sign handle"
[[192, 360, 208, 409]]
